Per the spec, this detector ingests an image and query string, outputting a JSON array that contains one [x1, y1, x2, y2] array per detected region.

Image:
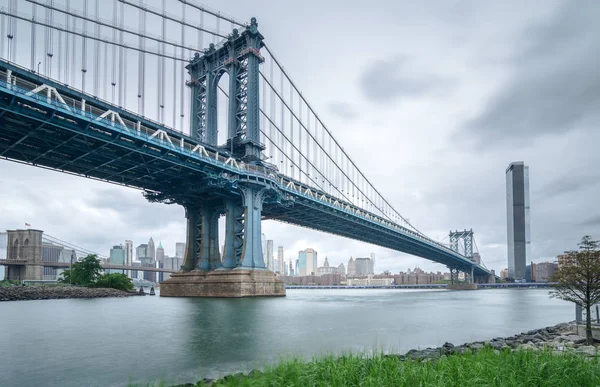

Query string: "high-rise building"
[[175, 242, 186, 259], [370, 253, 376, 274], [109, 245, 126, 274], [261, 233, 267, 265], [124, 240, 133, 278], [472, 252, 481, 265], [156, 242, 165, 263], [355, 257, 374, 276], [297, 251, 307, 276], [347, 257, 356, 276], [266, 240, 274, 271], [506, 162, 530, 280], [337, 262, 345, 275], [297, 248, 318, 276], [147, 237, 156, 261], [136, 244, 148, 260], [277, 246, 284, 273]]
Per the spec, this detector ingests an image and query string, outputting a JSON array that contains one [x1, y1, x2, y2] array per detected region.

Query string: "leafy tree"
[[550, 236, 600, 344], [59, 254, 103, 286], [91, 273, 134, 292]]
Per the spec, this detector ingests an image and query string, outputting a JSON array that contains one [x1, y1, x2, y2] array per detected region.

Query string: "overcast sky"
[[1, 0, 599, 275]]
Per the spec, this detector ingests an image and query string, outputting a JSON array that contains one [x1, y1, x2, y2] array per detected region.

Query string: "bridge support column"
[[222, 199, 243, 269], [238, 186, 267, 269], [198, 203, 222, 271], [181, 206, 202, 271], [160, 188, 284, 298]]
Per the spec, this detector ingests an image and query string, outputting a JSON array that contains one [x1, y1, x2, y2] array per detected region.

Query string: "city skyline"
[[1, 0, 599, 275]]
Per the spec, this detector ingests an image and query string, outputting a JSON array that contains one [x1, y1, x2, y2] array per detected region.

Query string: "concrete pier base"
[[447, 283, 478, 290], [159, 269, 286, 298]]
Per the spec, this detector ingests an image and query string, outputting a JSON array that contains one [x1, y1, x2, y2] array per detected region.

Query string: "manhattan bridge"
[[0, 0, 494, 296]]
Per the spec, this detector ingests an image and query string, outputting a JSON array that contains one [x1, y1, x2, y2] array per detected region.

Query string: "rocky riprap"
[[387, 321, 598, 361], [0, 286, 134, 301]]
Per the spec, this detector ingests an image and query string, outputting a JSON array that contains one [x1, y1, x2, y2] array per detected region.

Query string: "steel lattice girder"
[[0, 66, 492, 278]]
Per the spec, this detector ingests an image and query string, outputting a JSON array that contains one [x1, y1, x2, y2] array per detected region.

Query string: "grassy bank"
[[185, 348, 600, 387]]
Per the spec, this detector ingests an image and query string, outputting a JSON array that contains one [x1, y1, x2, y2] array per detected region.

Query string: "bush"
[[91, 273, 134, 292]]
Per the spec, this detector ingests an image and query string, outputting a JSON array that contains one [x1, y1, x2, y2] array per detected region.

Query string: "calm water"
[[0, 289, 572, 386]]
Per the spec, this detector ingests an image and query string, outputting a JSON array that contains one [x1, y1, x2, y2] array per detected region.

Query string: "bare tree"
[[550, 236, 600, 344]]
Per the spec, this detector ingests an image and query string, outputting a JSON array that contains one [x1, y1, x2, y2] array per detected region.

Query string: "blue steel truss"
[[0, 59, 493, 278]]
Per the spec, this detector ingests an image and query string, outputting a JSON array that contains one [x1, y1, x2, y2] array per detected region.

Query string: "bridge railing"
[[0, 62, 487, 273]]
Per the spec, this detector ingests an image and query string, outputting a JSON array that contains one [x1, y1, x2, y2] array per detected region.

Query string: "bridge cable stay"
[[42, 234, 108, 259]]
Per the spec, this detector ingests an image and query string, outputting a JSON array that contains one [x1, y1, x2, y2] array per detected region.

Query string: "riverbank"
[[0, 286, 134, 301], [172, 322, 600, 387]]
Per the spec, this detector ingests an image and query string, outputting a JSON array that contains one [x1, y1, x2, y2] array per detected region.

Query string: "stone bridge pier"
[[159, 184, 286, 298]]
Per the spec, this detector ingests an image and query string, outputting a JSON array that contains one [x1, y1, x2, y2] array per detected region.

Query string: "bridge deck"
[[0, 60, 492, 277]]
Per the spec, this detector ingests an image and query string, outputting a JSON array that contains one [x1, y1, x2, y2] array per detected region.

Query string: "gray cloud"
[[327, 102, 358, 121], [539, 173, 600, 199], [581, 216, 600, 227], [358, 56, 453, 103], [462, 0, 600, 147]]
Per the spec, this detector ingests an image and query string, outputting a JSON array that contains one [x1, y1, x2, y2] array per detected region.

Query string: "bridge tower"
[[449, 229, 474, 260], [159, 18, 285, 298], [4, 229, 44, 281]]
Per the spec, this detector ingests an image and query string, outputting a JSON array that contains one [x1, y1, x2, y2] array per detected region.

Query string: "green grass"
[[191, 348, 600, 387]]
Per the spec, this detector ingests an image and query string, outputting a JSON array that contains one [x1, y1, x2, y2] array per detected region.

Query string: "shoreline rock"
[[0, 286, 134, 301]]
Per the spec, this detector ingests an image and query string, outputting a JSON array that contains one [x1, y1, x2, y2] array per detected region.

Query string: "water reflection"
[[0, 289, 572, 387]]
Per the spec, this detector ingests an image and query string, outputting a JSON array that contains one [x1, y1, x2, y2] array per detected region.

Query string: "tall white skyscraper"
[[506, 162, 530, 280], [124, 240, 133, 266], [370, 253, 376, 274], [277, 246, 284, 273], [266, 240, 274, 271], [175, 242, 186, 259], [148, 237, 156, 261]]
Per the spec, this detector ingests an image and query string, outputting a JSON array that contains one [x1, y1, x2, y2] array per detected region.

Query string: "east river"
[[0, 288, 572, 386]]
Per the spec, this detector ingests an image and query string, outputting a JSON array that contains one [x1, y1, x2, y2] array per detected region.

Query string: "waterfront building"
[[347, 257, 356, 276], [147, 238, 156, 261], [506, 161, 530, 281], [266, 240, 274, 271], [535, 262, 558, 283], [289, 260, 294, 276], [354, 257, 374, 276], [500, 268, 509, 280], [347, 274, 393, 286], [109, 245, 126, 274], [316, 257, 340, 276], [557, 254, 571, 268]]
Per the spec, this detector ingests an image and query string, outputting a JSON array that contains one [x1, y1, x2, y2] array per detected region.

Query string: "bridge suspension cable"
[[0, 0, 461, 252]]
